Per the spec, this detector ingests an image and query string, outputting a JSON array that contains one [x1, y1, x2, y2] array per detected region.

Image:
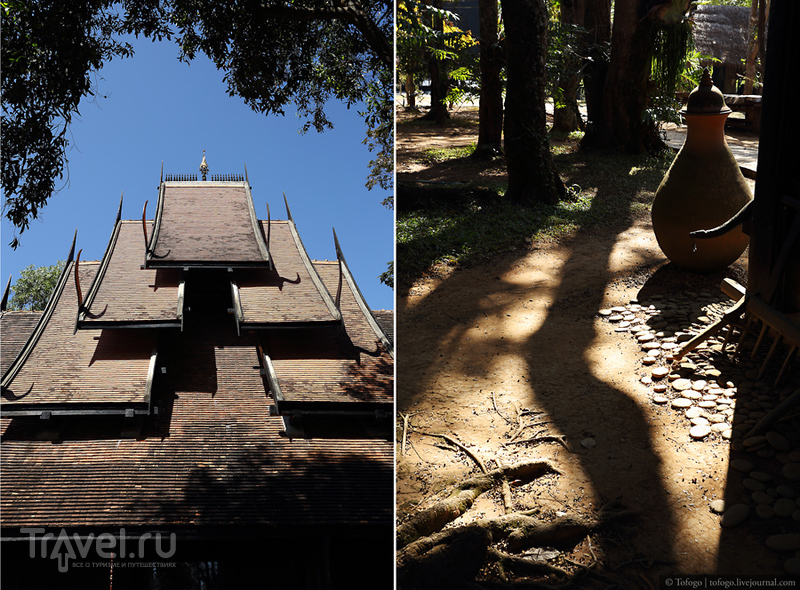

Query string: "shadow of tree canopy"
[[397, 152, 686, 583], [397, 148, 672, 295]]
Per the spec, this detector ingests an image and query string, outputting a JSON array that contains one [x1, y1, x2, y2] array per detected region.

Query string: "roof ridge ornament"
[[199, 150, 209, 181]]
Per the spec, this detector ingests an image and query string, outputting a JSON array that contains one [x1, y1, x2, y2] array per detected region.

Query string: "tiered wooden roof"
[[1, 173, 393, 556]]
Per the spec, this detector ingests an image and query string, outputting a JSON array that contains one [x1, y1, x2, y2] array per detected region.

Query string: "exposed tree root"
[[398, 472, 634, 590], [397, 460, 560, 549]]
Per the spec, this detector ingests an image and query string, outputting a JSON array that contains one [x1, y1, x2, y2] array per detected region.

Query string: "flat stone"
[[637, 332, 656, 343], [756, 504, 774, 518], [692, 380, 707, 391], [709, 414, 727, 424], [731, 459, 754, 472], [653, 395, 669, 404], [743, 435, 767, 448], [608, 314, 623, 322], [766, 534, 800, 552], [767, 431, 791, 452], [750, 471, 773, 482], [690, 417, 710, 427], [698, 400, 717, 409], [711, 422, 731, 433], [672, 379, 692, 391], [685, 407, 705, 419], [652, 367, 669, 379], [784, 463, 800, 482], [642, 356, 657, 365], [720, 503, 750, 527], [743, 478, 766, 492], [684, 390, 703, 400], [598, 309, 613, 316], [690, 425, 711, 439], [774, 498, 797, 518], [710, 499, 726, 513], [777, 485, 796, 499], [752, 491, 773, 505], [784, 557, 800, 577], [581, 438, 596, 450], [653, 383, 668, 393], [671, 398, 693, 409]]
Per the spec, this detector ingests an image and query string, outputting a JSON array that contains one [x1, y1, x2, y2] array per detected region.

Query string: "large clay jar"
[[651, 69, 752, 272]]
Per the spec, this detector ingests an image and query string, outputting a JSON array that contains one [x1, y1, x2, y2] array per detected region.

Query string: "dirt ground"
[[396, 106, 800, 586]]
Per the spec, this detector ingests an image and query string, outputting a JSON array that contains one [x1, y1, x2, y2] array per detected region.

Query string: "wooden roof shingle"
[[147, 182, 270, 267]]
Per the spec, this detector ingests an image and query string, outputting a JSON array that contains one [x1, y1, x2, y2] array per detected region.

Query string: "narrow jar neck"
[[682, 113, 730, 152]]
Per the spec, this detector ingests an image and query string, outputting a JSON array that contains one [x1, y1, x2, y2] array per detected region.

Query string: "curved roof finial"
[[199, 150, 209, 181]]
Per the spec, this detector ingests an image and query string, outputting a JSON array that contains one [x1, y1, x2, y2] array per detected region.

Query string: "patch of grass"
[[418, 144, 477, 165], [398, 146, 674, 290]]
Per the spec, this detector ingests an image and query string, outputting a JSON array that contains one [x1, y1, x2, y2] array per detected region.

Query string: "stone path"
[[600, 293, 800, 577]]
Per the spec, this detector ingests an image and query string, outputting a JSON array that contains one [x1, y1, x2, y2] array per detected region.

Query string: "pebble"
[[721, 503, 750, 527], [690, 425, 711, 439], [692, 380, 707, 391], [784, 463, 800, 482], [743, 478, 766, 492], [752, 489, 772, 502], [756, 504, 774, 518], [766, 431, 791, 450], [652, 367, 669, 379], [766, 534, 800, 552], [581, 438, 596, 450], [774, 498, 797, 518], [690, 417, 709, 427], [710, 499, 726, 513], [731, 459, 754, 473], [653, 383, 668, 393], [743, 435, 767, 448], [652, 395, 669, 404], [671, 398, 693, 409], [784, 557, 800, 577], [685, 407, 705, 419], [777, 485, 796, 499], [672, 379, 692, 391], [750, 471, 773, 482]]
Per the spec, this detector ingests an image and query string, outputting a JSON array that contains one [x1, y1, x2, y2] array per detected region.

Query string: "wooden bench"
[[723, 94, 762, 133]]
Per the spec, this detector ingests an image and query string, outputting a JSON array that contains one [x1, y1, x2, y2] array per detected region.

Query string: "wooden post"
[[748, 0, 800, 313]]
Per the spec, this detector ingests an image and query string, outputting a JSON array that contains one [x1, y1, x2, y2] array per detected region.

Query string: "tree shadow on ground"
[[397, 162, 684, 583]]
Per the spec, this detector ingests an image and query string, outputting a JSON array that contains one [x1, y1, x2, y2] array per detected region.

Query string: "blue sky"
[[1, 36, 394, 312]]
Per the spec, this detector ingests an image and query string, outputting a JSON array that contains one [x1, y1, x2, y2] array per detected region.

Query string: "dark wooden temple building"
[[0, 166, 394, 588]]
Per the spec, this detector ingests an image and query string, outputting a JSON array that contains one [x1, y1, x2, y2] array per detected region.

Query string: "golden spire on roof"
[[199, 150, 209, 181]]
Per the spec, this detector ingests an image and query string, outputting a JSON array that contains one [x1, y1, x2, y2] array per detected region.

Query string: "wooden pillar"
[[748, 0, 800, 313]]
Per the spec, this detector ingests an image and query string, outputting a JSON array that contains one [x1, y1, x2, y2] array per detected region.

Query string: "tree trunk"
[[581, 0, 611, 136], [420, 0, 450, 124], [474, 0, 503, 157], [743, 0, 759, 94], [501, 0, 565, 205], [553, 73, 584, 133], [552, 0, 586, 134], [405, 73, 417, 110], [581, 0, 663, 153], [756, 0, 769, 89]]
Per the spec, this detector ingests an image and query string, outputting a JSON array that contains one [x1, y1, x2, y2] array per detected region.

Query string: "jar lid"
[[681, 68, 731, 115]]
